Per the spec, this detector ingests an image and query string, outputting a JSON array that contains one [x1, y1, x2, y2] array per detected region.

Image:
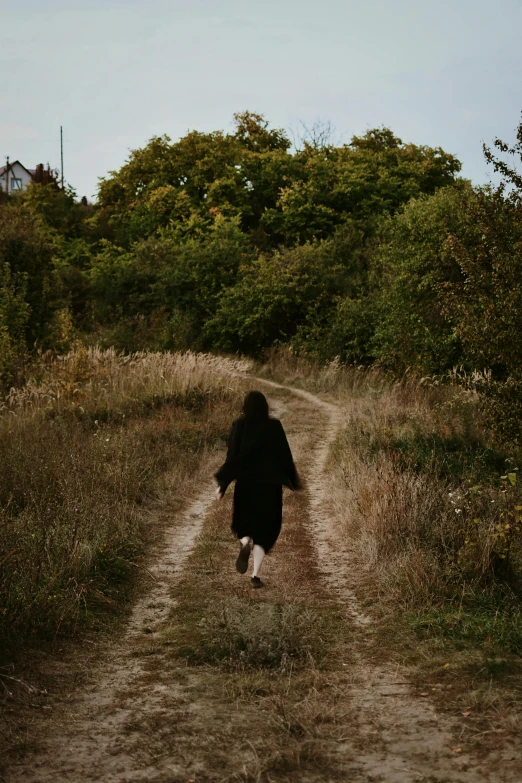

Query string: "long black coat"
[[215, 416, 300, 552]]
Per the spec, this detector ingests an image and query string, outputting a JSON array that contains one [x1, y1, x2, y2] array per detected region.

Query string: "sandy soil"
[[3, 380, 521, 783]]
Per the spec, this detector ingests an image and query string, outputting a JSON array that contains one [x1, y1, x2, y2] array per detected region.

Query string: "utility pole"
[[4, 155, 9, 194], [60, 126, 64, 189]]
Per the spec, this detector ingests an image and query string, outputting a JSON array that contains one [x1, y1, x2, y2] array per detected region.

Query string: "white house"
[[0, 161, 36, 194]]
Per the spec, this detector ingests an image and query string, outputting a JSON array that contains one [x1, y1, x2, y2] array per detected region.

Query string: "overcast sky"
[[2, 0, 522, 200]]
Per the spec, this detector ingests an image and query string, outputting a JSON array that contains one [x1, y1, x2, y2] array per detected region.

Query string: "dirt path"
[[4, 381, 520, 782]]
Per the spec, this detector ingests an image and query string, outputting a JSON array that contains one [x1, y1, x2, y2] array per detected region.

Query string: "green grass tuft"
[[174, 598, 327, 671]]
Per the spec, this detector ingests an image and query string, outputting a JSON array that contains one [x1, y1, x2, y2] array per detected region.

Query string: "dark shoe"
[[251, 576, 264, 589], [236, 542, 251, 574]]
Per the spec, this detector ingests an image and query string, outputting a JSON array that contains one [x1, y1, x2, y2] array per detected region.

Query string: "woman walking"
[[215, 390, 300, 588]]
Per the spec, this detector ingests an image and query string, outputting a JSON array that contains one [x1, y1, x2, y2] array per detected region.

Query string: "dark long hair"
[[242, 390, 269, 420]]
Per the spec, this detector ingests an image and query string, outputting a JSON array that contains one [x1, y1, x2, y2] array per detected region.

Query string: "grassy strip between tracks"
[[134, 423, 365, 783]]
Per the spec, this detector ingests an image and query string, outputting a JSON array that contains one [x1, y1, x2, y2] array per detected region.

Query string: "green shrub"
[[443, 187, 522, 441], [207, 240, 348, 354], [370, 185, 470, 373]]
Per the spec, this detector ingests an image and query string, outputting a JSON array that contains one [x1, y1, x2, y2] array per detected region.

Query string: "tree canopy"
[[5, 109, 522, 438], [96, 113, 461, 248]]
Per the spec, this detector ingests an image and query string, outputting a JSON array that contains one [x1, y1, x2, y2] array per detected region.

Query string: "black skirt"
[[232, 480, 283, 554]]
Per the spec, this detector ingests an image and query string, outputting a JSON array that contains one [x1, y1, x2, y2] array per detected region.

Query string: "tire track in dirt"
[[4, 397, 296, 783], [5, 380, 520, 782], [6, 464, 220, 783], [256, 377, 518, 783]]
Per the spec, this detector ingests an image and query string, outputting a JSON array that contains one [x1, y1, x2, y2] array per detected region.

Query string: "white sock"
[[252, 544, 265, 578]]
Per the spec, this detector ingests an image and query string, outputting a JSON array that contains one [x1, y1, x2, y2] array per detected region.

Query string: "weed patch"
[[409, 601, 522, 655]]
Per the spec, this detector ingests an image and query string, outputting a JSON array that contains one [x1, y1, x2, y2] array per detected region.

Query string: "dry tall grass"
[[0, 348, 248, 644], [2, 347, 251, 415], [262, 349, 522, 652]]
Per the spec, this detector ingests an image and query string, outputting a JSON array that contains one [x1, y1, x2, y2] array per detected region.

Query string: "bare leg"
[[236, 537, 252, 574], [252, 544, 265, 578]]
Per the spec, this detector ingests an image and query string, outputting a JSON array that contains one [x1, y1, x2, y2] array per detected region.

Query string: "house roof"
[[0, 160, 34, 177]]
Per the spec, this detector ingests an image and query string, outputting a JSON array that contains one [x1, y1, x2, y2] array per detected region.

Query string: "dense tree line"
[[1, 111, 521, 436]]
